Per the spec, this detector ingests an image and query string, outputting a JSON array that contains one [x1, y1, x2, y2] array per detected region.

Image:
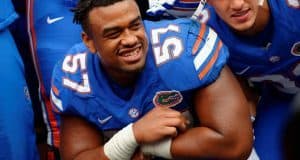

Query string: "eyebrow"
[[102, 16, 141, 35], [129, 16, 142, 26]]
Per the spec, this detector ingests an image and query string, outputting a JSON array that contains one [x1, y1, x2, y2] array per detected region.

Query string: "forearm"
[[73, 147, 108, 160], [168, 67, 253, 159], [60, 116, 138, 160], [65, 123, 138, 160], [171, 127, 253, 160]]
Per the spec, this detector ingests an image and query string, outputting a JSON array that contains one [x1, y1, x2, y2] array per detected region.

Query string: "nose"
[[120, 29, 138, 47], [230, 0, 244, 10]]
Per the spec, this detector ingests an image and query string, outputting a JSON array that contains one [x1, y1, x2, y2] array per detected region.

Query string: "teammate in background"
[[199, 1, 300, 160], [50, 0, 253, 159], [0, 0, 39, 159], [27, 0, 82, 159], [145, 0, 300, 159]]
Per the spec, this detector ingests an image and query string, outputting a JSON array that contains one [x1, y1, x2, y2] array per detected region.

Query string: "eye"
[[130, 22, 142, 30], [106, 30, 121, 39]]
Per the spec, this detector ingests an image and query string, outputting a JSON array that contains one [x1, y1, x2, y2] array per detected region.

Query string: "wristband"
[[141, 138, 172, 159], [103, 123, 138, 160]]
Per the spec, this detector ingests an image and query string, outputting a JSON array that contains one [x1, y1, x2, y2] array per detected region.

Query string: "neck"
[[110, 72, 138, 87], [101, 65, 138, 87]]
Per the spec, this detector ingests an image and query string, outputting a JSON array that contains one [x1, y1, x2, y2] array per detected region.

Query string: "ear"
[[82, 31, 97, 53]]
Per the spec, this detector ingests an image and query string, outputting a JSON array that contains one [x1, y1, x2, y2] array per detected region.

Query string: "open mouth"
[[118, 44, 143, 63], [231, 8, 251, 22]]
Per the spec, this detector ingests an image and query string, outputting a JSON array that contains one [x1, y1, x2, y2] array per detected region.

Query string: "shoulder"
[[51, 42, 91, 113], [144, 18, 229, 90]]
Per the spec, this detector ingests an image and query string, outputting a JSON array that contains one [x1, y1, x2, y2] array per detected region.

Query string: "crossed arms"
[[59, 66, 253, 160]]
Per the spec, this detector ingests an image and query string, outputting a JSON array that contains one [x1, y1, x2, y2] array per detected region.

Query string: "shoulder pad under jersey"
[[144, 18, 229, 91], [50, 43, 91, 114]]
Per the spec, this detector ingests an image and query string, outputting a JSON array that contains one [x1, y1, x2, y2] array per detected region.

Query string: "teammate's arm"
[[170, 66, 253, 159]]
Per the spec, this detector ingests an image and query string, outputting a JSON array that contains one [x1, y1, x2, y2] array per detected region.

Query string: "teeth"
[[123, 48, 138, 57], [235, 12, 244, 16], [233, 10, 248, 16]]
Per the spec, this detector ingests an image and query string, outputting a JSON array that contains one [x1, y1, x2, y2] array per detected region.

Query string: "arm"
[[59, 115, 108, 160], [171, 66, 253, 159], [59, 106, 188, 160]]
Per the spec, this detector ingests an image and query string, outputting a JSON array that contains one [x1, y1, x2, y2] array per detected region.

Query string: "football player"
[[199, 1, 300, 159], [50, 0, 253, 159]]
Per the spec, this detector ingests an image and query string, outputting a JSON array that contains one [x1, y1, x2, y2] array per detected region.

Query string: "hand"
[[146, 0, 176, 16], [133, 106, 188, 144]]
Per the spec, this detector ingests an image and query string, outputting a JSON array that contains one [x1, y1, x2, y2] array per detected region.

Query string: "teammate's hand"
[[133, 106, 188, 144], [146, 0, 176, 16]]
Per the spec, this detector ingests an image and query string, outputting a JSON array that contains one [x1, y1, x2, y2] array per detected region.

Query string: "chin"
[[231, 20, 256, 34], [124, 62, 145, 74]]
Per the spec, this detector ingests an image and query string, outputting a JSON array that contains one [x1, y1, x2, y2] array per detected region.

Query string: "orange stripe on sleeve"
[[45, 99, 61, 147], [198, 41, 223, 79], [52, 85, 60, 96], [192, 24, 206, 55]]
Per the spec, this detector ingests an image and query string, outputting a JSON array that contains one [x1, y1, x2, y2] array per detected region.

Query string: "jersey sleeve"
[[50, 42, 90, 115], [50, 58, 70, 114], [145, 18, 229, 91]]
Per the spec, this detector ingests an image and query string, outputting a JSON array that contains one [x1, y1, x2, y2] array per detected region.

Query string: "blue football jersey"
[[27, 0, 82, 147], [203, 0, 300, 95], [50, 18, 228, 136], [27, 0, 82, 97]]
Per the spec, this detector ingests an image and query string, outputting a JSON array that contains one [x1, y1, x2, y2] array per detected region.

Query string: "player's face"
[[84, 0, 148, 78], [208, 0, 259, 32]]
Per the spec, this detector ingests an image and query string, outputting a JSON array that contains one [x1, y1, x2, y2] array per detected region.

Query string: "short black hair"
[[72, 0, 125, 33]]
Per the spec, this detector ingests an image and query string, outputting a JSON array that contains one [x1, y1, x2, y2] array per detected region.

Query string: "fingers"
[[162, 125, 178, 137], [155, 107, 189, 132], [162, 115, 189, 133], [133, 106, 190, 144]]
